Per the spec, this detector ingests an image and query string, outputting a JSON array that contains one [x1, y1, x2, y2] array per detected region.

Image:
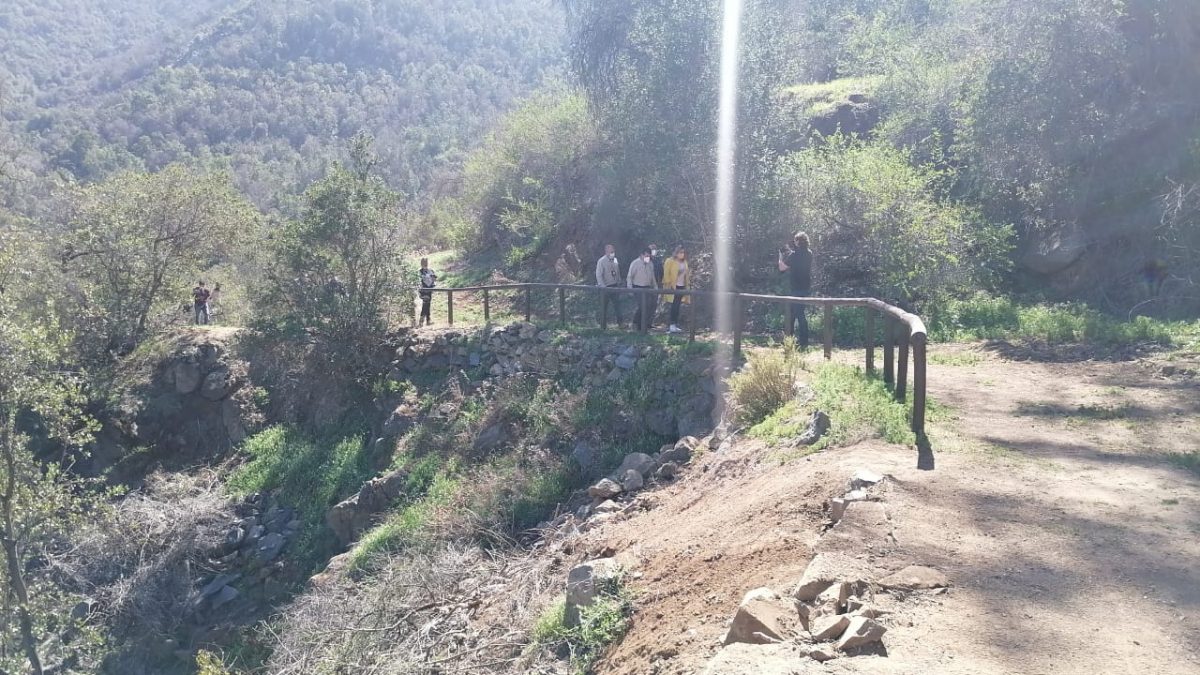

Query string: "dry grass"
[[263, 538, 568, 674]]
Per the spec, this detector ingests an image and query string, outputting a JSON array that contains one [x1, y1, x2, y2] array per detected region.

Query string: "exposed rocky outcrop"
[[326, 470, 408, 546]]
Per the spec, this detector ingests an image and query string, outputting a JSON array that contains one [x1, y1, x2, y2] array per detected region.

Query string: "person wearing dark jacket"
[[418, 258, 437, 326], [778, 231, 813, 347]]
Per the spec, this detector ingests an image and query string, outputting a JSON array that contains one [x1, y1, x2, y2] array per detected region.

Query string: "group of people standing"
[[595, 243, 693, 333], [413, 231, 813, 345]]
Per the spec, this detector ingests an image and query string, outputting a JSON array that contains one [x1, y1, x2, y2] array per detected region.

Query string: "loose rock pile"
[[706, 469, 951, 672], [581, 436, 701, 514], [195, 493, 300, 616]]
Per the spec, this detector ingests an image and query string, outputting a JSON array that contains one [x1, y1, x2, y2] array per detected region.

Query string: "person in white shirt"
[[627, 247, 659, 330]]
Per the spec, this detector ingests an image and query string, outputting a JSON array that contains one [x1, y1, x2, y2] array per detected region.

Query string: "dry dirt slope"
[[573, 346, 1200, 674]]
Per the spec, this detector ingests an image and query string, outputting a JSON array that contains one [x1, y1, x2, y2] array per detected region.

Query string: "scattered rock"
[[850, 469, 885, 490], [171, 361, 202, 394], [327, 470, 407, 545], [594, 500, 622, 514], [209, 584, 239, 611], [656, 461, 679, 479], [200, 367, 233, 401], [617, 452, 657, 478], [810, 614, 851, 641], [472, 424, 508, 453], [200, 573, 241, 599], [571, 442, 602, 477], [809, 646, 837, 662], [255, 532, 285, 562], [830, 489, 869, 522], [620, 469, 645, 492], [836, 616, 886, 651], [565, 558, 622, 626], [616, 354, 638, 370], [659, 436, 698, 464], [588, 478, 623, 500], [813, 581, 851, 617], [722, 587, 804, 646], [797, 411, 831, 446], [878, 565, 949, 590]]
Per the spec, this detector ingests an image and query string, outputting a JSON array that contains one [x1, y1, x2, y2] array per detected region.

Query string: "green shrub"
[[729, 339, 804, 425], [533, 576, 632, 674]]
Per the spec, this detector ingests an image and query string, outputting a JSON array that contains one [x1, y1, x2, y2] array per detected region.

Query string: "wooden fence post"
[[883, 317, 895, 387], [525, 287, 532, 323], [732, 295, 744, 360], [865, 307, 876, 375], [912, 336, 927, 434], [447, 291, 454, 327], [483, 289, 490, 323], [600, 287, 608, 331], [559, 287, 566, 327], [896, 328, 909, 402], [688, 292, 697, 343], [823, 304, 834, 360]]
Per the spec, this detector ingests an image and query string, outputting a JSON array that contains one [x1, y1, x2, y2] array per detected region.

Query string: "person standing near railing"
[[662, 245, 691, 334], [596, 244, 623, 327], [628, 247, 659, 330], [418, 257, 437, 326], [778, 231, 813, 348]]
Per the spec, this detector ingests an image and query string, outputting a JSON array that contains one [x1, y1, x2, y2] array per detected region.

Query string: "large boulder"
[[722, 588, 805, 645], [565, 558, 621, 626], [200, 367, 234, 401], [588, 478, 623, 501], [172, 360, 203, 394], [835, 616, 886, 651], [616, 452, 656, 478]]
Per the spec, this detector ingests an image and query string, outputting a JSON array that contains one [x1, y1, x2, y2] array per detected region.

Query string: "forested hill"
[[0, 0, 565, 204]]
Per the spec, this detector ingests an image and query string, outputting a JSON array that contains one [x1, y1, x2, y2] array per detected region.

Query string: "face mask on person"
[[642, 255, 650, 263], [608, 252, 615, 260], [650, 248, 657, 256]]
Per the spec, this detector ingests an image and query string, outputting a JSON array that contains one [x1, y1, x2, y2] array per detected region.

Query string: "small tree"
[[0, 298, 104, 674], [257, 136, 412, 382], [61, 164, 260, 352]]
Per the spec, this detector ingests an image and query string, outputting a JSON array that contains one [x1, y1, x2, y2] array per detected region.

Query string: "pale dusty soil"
[[580, 344, 1200, 674]]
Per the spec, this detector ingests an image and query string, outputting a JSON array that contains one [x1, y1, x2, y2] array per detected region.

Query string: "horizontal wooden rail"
[[409, 283, 928, 436]]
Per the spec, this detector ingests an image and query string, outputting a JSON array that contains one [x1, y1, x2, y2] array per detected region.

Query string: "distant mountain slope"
[[0, 0, 566, 205]]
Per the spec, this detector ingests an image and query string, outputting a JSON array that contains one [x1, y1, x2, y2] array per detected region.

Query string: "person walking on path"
[[596, 244, 623, 326], [778, 231, 813, 347], [192, 280, 211, 325], [649, 243, 665, 326], [418, 258, 437, 326], [627, 247, 659, 331], [662, 245, 692, 334]]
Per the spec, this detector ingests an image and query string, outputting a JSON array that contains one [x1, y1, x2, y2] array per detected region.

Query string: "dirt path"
[[580, 345, 1200, 674]]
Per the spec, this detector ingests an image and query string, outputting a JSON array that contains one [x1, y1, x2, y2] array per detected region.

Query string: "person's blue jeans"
[[194, 303, 209, 325]]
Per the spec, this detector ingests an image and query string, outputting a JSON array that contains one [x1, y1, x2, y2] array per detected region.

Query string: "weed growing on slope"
[[728, 338, 804, 425], [532, 576, 632, 674]]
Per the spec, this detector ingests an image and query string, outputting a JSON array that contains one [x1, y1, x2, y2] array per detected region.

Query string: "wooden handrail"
[[408, 283, 929, 435]]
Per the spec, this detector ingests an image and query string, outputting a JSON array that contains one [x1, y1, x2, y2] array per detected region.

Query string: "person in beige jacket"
[[627, 247, 659, 330], [596, 244, 623, 326]]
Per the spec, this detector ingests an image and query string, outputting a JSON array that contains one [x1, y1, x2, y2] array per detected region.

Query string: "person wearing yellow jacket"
[[662, 246, 692, 334]]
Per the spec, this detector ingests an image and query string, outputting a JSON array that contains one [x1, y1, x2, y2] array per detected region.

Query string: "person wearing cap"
[[627, 246, 659, 330]]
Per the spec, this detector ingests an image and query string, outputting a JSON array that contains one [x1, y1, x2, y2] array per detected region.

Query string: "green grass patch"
[[1168, 452, 1200, 476], [349, 469, 463, 568], [749, 361, 914, 451], [927, 294, 1200, 347], [782, 76, 882, 118], [532, 576, 632, 674], [928, 351, 984, 366], [226, 426, 378, 572]]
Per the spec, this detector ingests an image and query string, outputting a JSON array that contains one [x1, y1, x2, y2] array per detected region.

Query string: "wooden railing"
[[414, 283, 928, 435]]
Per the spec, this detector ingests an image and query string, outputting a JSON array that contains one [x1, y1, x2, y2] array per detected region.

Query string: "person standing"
[[192, 280, 211, 325], [662, 246, 691, 334], [596, 244, 623, 326], [627, 247, 659, 330], [208, 283, 222, 323], [778, 232, 813, 347], [418, 258, 437, 326], [649, 243, 665, 326]]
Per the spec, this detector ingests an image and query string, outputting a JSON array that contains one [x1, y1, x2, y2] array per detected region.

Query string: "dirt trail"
[[581, 345, 1200, 674]]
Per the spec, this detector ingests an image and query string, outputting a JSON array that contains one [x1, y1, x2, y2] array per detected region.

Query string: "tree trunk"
[[0, 536, 42, 675]]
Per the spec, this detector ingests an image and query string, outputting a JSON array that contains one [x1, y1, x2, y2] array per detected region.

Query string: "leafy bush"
[[450, 90, 600, 258], [764, 136, 1013, 305], [729, 339, 804, 426]]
